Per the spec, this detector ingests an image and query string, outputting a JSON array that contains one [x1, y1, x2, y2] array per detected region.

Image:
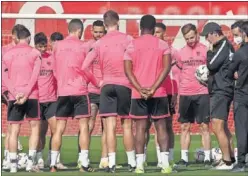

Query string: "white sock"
[[136, 154, 144, 168], [108, 152, 116, 168], [100, 157, 108, 163], [80, 150, 89, 167], [161, 152, 169, 168], [51, 151, 59, 166], [4, 150, 9, 160], [56, 152, 61, 163], [181, 150, 189, 162], [204, 150, 211, 161], [169, 148, 174, 161], [28, 150, 37, 162], [156, 146, 162, 164], [36, 151, 43, 161], [9, 152, 17, 161], [144, 146, 147, 162], [126, 150, 136, 167]]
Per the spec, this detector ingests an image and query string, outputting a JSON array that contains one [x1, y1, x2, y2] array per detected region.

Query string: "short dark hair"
[[181, 23, 197, 35], [213, 30, 223, 36], [50, 32, 64, 42], [68, 19, 84, 33], [103, 10, 119, 27], [17, 27, 31, 39], [241, 21, 248, 36], [155, 22, 166, 31], [140, 15, 156, 30], [11, 24, 26, 35], [34, 32, 47, 45], [93, 20, 104, 27], [231, 20, 243, 30]]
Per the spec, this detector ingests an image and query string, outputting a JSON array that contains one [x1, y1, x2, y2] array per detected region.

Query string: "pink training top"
[[82, 30, 133, 89], [177, 42, 208, 95], [85, 39, 102, 94], [124, 34, 171, 99], [38, 52, 57, 103], [53, 35, 98, 96], [164, 47, 180, 95], [2, 43, 41, 100], [2, 42, 15, 93]]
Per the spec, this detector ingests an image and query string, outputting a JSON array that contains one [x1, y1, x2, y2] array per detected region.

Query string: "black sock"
[[230, 157, 236, 164], [223, 159, 232, 166]]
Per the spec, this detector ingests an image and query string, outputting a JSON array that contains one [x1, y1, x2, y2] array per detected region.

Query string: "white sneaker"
[[215, 160, 234, 170], [2, 159, 10, 170], [26, 159, 33, 172], [37, 158, 44, 169], [18, 139, 23, 151], [10, 163, 17, 173]]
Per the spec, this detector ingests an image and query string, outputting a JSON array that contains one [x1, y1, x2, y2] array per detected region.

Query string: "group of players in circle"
[[1, 10, 248, 174]]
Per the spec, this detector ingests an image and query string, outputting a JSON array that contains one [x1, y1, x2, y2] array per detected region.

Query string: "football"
[[211, 148, 222, 162], [17, 153, 28, 169], [194, 148, 205, 162], [195, 65, 209, 83]]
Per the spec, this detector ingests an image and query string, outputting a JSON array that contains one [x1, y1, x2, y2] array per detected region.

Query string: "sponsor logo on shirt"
[[40, 69, 53, 76], [183, 59, 205, 66]]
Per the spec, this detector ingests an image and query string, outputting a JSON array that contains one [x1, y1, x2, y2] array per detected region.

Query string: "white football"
[[195, 65, 209, 82], [194, 148, 205, 162], [17, 153, 28, 169], [211, 148, 222, 162]]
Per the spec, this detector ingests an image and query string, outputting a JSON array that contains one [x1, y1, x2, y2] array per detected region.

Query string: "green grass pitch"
[[1, 135, 247, 176]]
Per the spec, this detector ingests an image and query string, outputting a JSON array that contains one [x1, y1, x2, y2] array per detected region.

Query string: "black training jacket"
[[227, 42, 248, 104], [207, 37, 235, 97]]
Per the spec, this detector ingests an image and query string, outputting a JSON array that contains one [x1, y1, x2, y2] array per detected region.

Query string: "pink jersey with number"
[[177, 42, 208, 95], [53, 35, 91, 96], [82, 30, 133, 88], [2, 42, 15, 93], [38, 52, 57, 103], [85, 39, 102, 94], [124, 34, 171, 98], [2, 43, 41, 100]]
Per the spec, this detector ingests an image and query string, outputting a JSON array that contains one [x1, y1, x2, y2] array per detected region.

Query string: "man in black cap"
[[200, 22, 235, 170], [227, 21, 248, 172]]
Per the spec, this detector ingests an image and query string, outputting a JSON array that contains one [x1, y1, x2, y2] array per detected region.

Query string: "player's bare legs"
[[8, 123, 21, 173], [3, 125, 11, 170], [154, 118, 170, 171], [199, 123, 211, 164], [135, 119, 148, 171], [166, 117, 175, 164], [179, 123, 191, 164], [212, 119, 232, 163], [105, 116, 117, 170], [224, 122, 235, 162], [50, 119, 67, 171], [99, 118, 108, 168], [37, 120, 48, 168], [144, 120, 151, 165], [121, 118, 136, 170]]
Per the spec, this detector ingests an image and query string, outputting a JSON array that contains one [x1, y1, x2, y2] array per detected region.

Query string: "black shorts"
[[89, 93, 100, 106], [210, 94, 232, 121], [40, 101, 57, 120], [1, 91, 9, 106], [167, 94, 176, 115], [130, 97, 170, 119], [8, 99, 40, 122], [99, 84, 131, 117], [178, 94, 210, 124], [56, 95, 90, 119]]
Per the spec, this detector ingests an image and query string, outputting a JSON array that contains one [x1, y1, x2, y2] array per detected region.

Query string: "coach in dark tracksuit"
[[227, 21, 248, 172], [200, 22, 235, 170]]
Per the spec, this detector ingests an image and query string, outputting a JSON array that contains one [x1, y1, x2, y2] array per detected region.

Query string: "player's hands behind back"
[[14, 93, 28, 105]]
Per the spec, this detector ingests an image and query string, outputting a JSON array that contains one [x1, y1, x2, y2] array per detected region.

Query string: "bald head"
[[68, 19, 84, 33]]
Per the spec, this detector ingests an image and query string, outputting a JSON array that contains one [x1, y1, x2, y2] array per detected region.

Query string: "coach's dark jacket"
[[207, 37, 235, 97], [227, 42, 248, 104]]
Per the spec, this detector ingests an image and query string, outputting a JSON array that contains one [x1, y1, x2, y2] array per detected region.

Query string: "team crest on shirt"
[[196, 51, 201, 56], [47, 61, 51, 66]]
